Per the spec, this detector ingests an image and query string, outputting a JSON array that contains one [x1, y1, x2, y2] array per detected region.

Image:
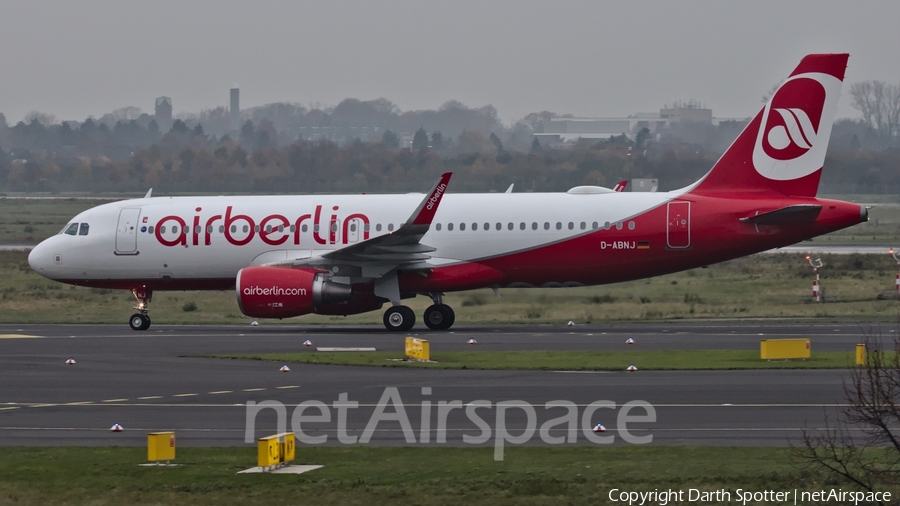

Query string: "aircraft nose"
[[28, 239, 54, 277]]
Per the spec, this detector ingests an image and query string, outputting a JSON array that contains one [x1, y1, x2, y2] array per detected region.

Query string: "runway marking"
[[208, 390, 232, 395], [28, 404, 58, 408], [65, 401, 92, 406], [0, 334, 40, 339], [0, 407, 19, 411], [276, 386, 300, 389], [173, 393, 199, 397], [243, 388, 266, 392], [137, 396, 162, 400], [101, 399, 128, 403]]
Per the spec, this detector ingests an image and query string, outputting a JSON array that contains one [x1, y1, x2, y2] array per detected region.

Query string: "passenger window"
[[436, 223, 442, 231], [302, 224, 308, 232], [219, 225, 224, 233], [265, 225, 272, 233], [160, 226, 167, 234], [148, 226, 154, 234], [460, 223, 466, 231], [79, 223, 90, 236], [195, 226, 201, 234], [580, 222, 586, 230], [331, 223, 338, 232], [496, 223, 502, 231], [254, 225, 260, 233], [388, 223, 394, 231], [350, 224, 356, 232], [520, 222, 525, 230], [604, 221, 611, 230], [64, 223, 78, 235], [592, 222, 599, 229], [532, 222, 538, 230], [616, 222, 623, 230], [568, 222, 574, 230], [243, 225, 249, 233], [376, 224, 382, 232], [628, 221, 635, 230], [289, 225, 295, 232], [230, 225, 236, 233], [507, 222, 513, 231], [556, 222, 562, 230], [278, 225, 284, 232], [314, 224, 320, 232], [364, 224, 370, 231], [484, 222, 490, 231], [206, 226, 213, 234], [472, 223, 478, 231], [172, 225, 179, 234], [448, 223, 454, 231]]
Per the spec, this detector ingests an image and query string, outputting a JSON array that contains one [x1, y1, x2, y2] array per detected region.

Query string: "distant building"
[[630, 178, 659, 192], [155, 97, 172, 121], [230, 88, 240, 129], [535, 101, 726, 143]]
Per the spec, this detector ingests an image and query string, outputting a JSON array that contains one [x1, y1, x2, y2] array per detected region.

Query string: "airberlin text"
[[243, 285, 307, 297], [153, 205, 371, 247]]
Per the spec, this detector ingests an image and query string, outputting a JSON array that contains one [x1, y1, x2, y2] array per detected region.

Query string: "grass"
[[3, 250, 900, 325], [212, 349, 865, 370], [0, 446, 878, 506]]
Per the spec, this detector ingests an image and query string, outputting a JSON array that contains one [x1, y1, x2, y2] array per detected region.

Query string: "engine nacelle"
[[236, 266, 353, 318]]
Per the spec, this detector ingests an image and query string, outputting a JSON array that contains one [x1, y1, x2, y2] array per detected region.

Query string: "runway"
[[0, 322, 886, 448]]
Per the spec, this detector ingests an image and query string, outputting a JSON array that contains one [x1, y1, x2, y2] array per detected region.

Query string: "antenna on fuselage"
[[144, 188, 153, 198], [505, 184, 514, 193]]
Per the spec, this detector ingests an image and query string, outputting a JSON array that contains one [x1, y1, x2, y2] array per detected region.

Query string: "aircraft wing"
[[287, 172, 452, 274]]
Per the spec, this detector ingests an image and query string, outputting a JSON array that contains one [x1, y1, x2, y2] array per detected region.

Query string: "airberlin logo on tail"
[[762, 78, 825, 160], [752, 72, 840, 181]]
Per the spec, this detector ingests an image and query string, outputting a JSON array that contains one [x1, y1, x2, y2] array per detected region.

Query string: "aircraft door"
[[666, 201, 690, 249], [115, 208, 142, 254]]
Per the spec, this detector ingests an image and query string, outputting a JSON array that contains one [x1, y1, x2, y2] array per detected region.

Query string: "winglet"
[[408, 172, 452, 226], [144, 188, 153, 198], [614, 180, 627, 192]]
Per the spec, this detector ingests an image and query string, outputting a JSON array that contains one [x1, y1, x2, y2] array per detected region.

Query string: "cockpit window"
[[78, 223, 90, 236], [63, 223, 78, 235]]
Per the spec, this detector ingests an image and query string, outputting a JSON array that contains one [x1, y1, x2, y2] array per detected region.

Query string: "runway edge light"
[[65, 357, 76, 364], [279, 364, 291, 372], [625, 337, 634, 345], [467, 338, 477, 345], [303, 339, 312, 347], [110, 422, 123, 432], [593, 423, 607, 433], [626, 364, 638, 372]]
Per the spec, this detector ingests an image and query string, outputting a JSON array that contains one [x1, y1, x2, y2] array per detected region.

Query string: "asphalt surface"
[[0, 322, 889, 448]]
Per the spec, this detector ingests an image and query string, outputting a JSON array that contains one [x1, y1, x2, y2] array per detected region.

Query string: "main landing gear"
[[381, 293, 456, 332], [129, 288, 152, 331]]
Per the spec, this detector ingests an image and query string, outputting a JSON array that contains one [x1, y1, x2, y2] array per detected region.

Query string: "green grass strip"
[[0, 446, 872, 506], [211, 349, 870, 370]]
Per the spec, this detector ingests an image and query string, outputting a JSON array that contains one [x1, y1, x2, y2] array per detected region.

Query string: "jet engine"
[[236, 266, 353, 318]]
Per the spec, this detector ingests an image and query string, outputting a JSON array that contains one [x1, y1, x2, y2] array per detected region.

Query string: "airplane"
[[28, 53, 866, 332]]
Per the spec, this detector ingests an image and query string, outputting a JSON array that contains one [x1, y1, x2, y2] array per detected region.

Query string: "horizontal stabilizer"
[[740, 204, 822, 225]]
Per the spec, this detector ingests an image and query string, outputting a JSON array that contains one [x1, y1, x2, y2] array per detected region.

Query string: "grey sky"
[[1, 1, 898, 125]]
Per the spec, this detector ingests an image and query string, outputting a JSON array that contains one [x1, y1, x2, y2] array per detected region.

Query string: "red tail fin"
[[691, 54, 848, 198], [614, 180, 628, 192]]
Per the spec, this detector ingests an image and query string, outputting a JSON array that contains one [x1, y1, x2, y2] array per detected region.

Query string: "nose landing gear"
[[129, 287, 152, 331]]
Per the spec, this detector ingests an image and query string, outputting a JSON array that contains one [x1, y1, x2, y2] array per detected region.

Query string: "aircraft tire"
[[129, 313, 149, 331], [424, 304, 455, 330], [383, 305, 415, 332], [439, 304, 455, 329]]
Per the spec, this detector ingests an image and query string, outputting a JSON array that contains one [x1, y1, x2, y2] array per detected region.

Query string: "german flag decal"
[[637, 241, 650, 250]]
